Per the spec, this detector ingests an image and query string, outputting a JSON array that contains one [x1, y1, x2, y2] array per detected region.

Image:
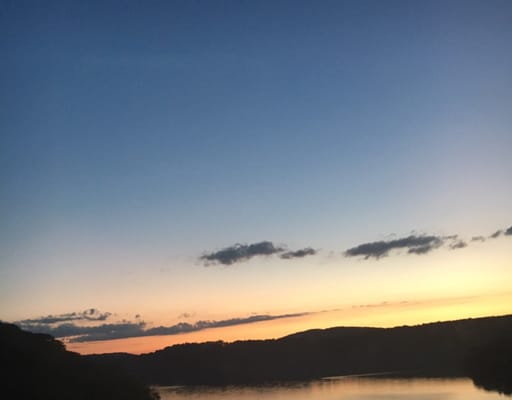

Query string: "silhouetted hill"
[[87, 315, 512, 388], [0, 322, 158, 400]]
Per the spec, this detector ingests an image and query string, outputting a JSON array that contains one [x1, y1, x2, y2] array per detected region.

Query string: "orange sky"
[[67, 291, 512, 355]]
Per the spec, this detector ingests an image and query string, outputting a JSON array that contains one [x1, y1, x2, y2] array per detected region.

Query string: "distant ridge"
[[86, 314, 512, 393]]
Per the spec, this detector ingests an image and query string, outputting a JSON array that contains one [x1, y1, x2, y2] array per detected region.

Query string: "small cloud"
[[490, 230, 503, 239], [443, 235, 459, 240], [489, 226, 512, 238], [471, 236, 486, 242], [353, 301, 388, 309], [200, 241, 285, 265], [16, 309, 112, 325], [344, 235, 445, 259], [280, 247, 317, 259], [178, 312, 194, 319], [352, 300, 411, 309], [449, 240, 467, 250]]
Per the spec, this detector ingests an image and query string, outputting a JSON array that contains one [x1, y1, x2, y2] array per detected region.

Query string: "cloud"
[[200, 241, 321, 265], [16, 309, 112, 325], [352, 300, 410, 309], [488, 226, 512, 239], [139, 313, 308, 341], [344, 225, 510, 260], [280, 247, 317, 259], [200, 241, 285, 265], [490, 230, 503, 239], [344, 235, 445, 259], [449, 240, 467, 250], [16, 312, 310, 343], [19, 321, 148, 342]]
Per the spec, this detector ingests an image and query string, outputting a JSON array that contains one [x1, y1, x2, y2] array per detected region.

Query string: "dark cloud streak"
[[200, 241, 285, 265], [488, 225, 512, 239], [449, 240, 467, 250], [17, 313, 310, 343], [140, 313, 308, 341], [280, 248, 317, 259], [17, 309, 112, 325], [490, 230, 503, 239], [18, 322, 147, 342], [344, 235, 444, 259]]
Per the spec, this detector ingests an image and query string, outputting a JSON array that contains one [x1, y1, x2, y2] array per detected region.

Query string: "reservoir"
[[157, 377, 506, 399]]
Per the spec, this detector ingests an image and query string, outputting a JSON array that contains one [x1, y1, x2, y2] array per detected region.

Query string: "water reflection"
[[157, 377, 504, 400]]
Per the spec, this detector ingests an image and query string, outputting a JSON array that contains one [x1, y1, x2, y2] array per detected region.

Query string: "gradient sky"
[[1, 0, 511, 354]]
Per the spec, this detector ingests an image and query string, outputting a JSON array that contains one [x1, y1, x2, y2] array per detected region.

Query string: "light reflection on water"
[[156, 377, 503, 400]]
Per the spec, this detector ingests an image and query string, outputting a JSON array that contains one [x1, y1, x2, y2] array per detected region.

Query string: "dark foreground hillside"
[[88, 315, 512, 390], [0, 322, 158, 400]]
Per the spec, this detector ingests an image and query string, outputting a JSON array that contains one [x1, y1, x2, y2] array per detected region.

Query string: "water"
[[156, 377, 505, 400]]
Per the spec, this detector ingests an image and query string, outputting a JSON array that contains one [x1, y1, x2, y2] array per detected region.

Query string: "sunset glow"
[[1, 0, 511, 356]]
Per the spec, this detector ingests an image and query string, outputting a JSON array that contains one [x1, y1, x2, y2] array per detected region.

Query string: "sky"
[[1, 0, 511, 354]]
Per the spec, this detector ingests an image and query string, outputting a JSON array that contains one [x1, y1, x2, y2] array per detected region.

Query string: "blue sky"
[[1, 0, 511, 352]]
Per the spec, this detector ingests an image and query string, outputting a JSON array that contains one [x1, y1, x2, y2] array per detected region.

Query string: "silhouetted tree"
[[0, 322, 158, 400]]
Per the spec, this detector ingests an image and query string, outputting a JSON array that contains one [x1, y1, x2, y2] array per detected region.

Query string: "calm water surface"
[[156, 377, 505, 400]]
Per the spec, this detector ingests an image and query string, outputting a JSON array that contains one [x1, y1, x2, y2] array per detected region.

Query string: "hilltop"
[[86, 314, 512, 392]]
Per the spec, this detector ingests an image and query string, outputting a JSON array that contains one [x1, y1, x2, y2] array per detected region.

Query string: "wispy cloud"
[[471, 236, 486, 242], [138, 313, 308, 342], [488, 225, 512, 239], [200, 242, 318, 265], [344, 235, 445, 259], [449, 240, 467, 250], [200, 241, 285, 265], [490, 230, 503, 239], [280, 248, 317, 259], [16, 312, 310, 343], [351, 300, 411, 309], [16, 309, 111, 325]]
